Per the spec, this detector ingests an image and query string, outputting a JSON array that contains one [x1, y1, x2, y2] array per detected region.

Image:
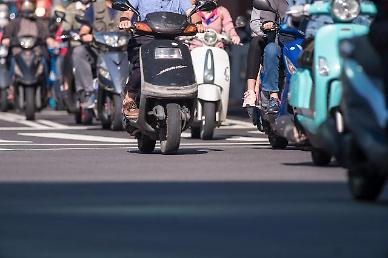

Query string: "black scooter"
[[112, 0, 216, 154], [0, 44, 11, 112], [94, 31, 131, 131], [12, 35, 47, 120]]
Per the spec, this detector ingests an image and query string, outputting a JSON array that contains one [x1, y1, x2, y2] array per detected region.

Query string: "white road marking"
[[0, 139, 32, 143], [226, 136, 269, 142], [0, 126, 101, 131], [18, 132, 137, 143], [222, 119, 256, 129], [0, 112, 51, 129], [37, 120, 70, 129]]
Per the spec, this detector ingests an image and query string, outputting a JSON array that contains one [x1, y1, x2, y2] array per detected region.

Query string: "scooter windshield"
[[144, 12, 188, 36]]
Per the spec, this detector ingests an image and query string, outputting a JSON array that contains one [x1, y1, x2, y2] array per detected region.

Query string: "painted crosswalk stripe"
[[18, 132, 137, 143], [0, 139, 32, 143], [0, 112, 51, 129], [226, 136, 269, 142], [37, 120, 70, 129]]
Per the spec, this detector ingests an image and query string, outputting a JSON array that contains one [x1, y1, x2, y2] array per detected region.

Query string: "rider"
[[119, 0, 203, 120], [71, 0, 121, 108], [0, 4, 9, 41], [189, 0, 241, 49], [242, 0, 288, 113]]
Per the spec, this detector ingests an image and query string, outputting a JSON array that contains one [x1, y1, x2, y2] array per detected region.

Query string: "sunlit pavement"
[[0, 110, 387, 258]]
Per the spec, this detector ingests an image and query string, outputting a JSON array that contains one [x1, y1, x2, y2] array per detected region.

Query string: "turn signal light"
[[183, 24, 198, 35], [135, 22, 153, 33]]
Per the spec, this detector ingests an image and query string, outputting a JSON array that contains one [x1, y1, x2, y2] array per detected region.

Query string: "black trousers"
[[124, 36, 154, 95]]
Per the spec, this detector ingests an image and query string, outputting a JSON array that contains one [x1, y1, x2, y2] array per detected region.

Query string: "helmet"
[[17, 0, 37, 18], [0, 4, 9, 28]]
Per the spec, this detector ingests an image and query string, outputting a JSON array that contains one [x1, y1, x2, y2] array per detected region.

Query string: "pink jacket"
[[191, 6, 238, 49]]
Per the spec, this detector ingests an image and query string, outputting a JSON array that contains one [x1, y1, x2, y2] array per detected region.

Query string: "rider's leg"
[[72, 45, 96, 107], [261, 42, 281, 113], [243, 36, 265, 107]]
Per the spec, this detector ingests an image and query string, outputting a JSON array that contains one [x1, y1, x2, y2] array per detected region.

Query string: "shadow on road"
[[0, 182, 387, 258]]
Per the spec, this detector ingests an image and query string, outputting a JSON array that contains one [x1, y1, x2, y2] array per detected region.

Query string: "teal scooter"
[[283, 0, 376, 166]]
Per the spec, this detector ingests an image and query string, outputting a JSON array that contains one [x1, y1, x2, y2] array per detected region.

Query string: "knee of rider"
[[72, 46, 85, 61], [264, 43, 280, 59]]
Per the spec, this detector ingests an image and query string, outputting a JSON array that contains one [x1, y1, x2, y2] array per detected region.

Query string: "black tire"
[[97, 88, 112, 129], [200, 101, 216, 140], [0, 88, 8, 112], [25, 87, 35, 121], [75, 108, 82, 124], [311, 148, 332, 166], [160, 103, 182, 155], [348, 166, 386, 202], [111, 94, 123, 131], [191, 125, 200, 139], [82, 108, 94, 125], [137, 134, 156, 154], [268, 133, 288, 149]]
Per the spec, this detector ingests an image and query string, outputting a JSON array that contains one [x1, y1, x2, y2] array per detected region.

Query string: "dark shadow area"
[[0, 182, 387, 258], [128, 148, 210, 155], [283, 161, 340, 168]]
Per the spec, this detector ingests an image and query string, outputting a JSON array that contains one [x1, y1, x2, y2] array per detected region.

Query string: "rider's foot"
[[122, 92, 139, 120], [242, 90, 257, 107], [267, 97, 280, 114], [81, 92, 96, 109]]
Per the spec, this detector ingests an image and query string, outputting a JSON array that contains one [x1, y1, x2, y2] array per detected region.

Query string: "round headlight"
[[332, 0, 360, 22], [117, 36, 129, 47], [203, 31, 218, 46], [0, 45, 8, 58], [104, 35, 116, 47], [19, 37, 36, 49]]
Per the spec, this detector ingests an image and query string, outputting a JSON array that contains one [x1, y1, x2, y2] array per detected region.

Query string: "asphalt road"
[[0, 110, 387, 258]]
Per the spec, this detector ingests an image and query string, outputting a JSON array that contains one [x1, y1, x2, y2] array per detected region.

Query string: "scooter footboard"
[[142, 82, 197, 99]]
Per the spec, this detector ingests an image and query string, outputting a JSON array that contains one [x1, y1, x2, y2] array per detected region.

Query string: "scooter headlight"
[[99, 67, 111, 80], [103, 35, 129, 48], [332, 0, 360, 22], [0, 45, 8, 58], [19, 37, 36, 49], [203, 30, 218, 46]]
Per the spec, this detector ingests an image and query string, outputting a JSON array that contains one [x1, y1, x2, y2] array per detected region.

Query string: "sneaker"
[[81, 93, 96, 109], [242, 90, 257, 108], [122, 92, 139, 120], [267, 97, 280, 114]]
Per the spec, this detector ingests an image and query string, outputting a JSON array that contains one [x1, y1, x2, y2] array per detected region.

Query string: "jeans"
[[261, 42, 281, 93], [72, 45, 96, 93]]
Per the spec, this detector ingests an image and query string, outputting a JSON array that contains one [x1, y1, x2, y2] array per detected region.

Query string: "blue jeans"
[[261, 42, 281, 93]]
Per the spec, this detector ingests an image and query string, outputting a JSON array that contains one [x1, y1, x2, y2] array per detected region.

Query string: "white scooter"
[[189, 29, 232, 140]]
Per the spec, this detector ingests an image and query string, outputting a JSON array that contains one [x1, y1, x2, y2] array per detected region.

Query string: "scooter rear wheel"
[[160, 103, 182, 155], [311, 148, 332, 166], [0, 88, 8, 112], [25, 87, 36, 121], [82, 108, 94, 125], [268, 133, 288, 149], [137, 134, 156, 154], [348, 166, 385, 202]]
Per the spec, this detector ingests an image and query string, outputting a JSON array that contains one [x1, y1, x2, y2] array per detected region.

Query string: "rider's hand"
[[1, 38, 10, 47], [119, 20, 132, 30], [196, 24, 205, 33], [231, 35, 241, 45], [263, 22, 275, 30], [81, 34, 93, 43]]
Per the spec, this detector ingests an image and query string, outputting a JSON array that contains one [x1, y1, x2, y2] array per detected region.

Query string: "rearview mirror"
[[111, 0, 141, 20], [75, 15, 89, 25], [253, 0, 276, 13], [197, 0, 218, 12]]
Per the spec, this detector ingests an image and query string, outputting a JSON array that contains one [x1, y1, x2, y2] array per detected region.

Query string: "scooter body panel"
[[342, 59, 388, 169], [14, 50, 44, 86], [291, 24, 370, 142], [191, 46, 230, 123], [97, 51, 130, 95]]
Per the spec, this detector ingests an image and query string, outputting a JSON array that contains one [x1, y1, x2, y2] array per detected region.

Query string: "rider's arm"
[[79, 25, 93, 42], [250, 8, 264, 36], [119, 10, 134, 29], [219, 6, 240, 44], [1, 20, 14, 46]]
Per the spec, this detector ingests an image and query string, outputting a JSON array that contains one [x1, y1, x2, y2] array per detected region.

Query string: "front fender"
[[197, 84, 222, 102], [98, 52, 130, 94], [0, 66, 11, 88]]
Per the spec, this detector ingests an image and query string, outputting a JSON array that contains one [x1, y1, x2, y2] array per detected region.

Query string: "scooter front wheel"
[[348, 166, 385, 202], [160, 103, 182, 155], [25, 87, 36, 121], [268, 133, 288, 149], [82, 108, 94, 125], [200, 101, 216, 140], [111, 94, 123, 131], [0, 88, 8, 112]]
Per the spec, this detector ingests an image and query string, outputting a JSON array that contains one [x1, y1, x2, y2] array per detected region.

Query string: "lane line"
[[0, 139, 33, 143], [227, 137, 269, 142], [37, 120, 70, 129], [0, 113, 51, 129], [0, 126, 101, 131], [0, 142, 269, 147], [18, 132, 137, 143]]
